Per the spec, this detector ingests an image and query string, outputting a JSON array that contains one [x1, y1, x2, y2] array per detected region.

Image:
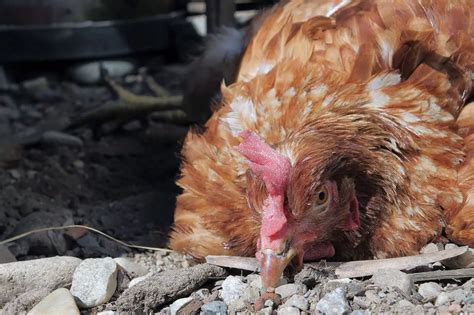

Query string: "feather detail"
[[170, 0, 474, 260]]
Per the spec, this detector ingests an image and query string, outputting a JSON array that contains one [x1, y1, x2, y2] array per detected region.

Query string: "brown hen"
[[170, 0, 474, 296]]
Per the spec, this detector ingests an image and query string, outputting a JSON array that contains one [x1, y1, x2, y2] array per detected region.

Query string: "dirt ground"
[[0, 58, 191, 261]]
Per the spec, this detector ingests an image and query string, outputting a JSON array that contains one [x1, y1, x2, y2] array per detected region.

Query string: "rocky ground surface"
[[0, 34, 473, 314], [0, 242, 473, 314]]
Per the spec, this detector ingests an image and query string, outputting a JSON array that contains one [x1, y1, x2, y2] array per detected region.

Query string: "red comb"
[[235, 130, 292, 238], [235, 130, 291, 196]]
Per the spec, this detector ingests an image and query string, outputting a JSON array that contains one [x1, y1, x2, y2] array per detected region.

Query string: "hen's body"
[[171, 0, 474, 261]]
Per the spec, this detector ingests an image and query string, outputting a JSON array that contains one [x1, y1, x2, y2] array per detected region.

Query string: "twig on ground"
[[335, 247, 469, 278], [410, 268, 474, 282], [0, 224, 173, 253]]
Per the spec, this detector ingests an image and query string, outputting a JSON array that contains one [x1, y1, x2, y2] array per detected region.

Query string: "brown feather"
[[170, 0, 474, 260]]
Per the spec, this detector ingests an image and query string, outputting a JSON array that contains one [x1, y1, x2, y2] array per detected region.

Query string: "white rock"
[[371, 269, 413, 294], [221, 275, 259, 305], [420, 243, 439, 254], [27, 288, 79, 315], [463, 278, 474, 289], [316, 288, 351, 315], [68, 61, 135, 85], [247, 274, 286, 289], [169, 297, 194, 315], [283, 294, 309, 311], [114, 257, 148, 277], [201, 301, 227, 315], [418, 282, 442, 301], [258, 307, 273, 315], [97, 312, 117, 315], [277, 306, 300, 315], [0, 244, 16, 264], [128, 272, 152, 288], [70, 257, 117, 308], [275, 283, 305, 299], [445, 243, 458, 250], [435, 292, 450, 306], [446, 289, 466, 303], [0, 256, 81, 306], [351, 311, 368, 315]]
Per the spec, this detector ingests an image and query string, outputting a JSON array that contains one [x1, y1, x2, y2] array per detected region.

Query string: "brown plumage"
[[170, 0, 474, 296]]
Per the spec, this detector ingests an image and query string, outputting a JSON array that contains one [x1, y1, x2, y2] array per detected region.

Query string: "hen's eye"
[[315, 187, 329, 205]]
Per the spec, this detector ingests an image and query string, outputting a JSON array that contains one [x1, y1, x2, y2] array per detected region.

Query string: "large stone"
[[70, 257, 118, 308], [371, 269, 413, 294], [316, 288, 351, 315], [116, 264, 227, 313], [0, 256, 81, 306], [27, 288, 80, 315]]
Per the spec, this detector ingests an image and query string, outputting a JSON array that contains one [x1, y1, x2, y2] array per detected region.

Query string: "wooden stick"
[[206, 255, 260, 272], [410, 268, 474, 282], [205, 247, 470, 279], [335, 247, 468, 278]]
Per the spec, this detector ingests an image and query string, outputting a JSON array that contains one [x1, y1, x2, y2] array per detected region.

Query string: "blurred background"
[[0, 0, 276, 261]]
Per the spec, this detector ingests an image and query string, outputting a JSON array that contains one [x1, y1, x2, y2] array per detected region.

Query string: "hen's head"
[[236, 130, 360, 293]]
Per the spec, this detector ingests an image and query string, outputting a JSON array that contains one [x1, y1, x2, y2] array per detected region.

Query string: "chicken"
[[170, 0, 474, 300]]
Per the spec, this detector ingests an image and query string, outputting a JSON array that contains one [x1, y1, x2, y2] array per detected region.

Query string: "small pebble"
[[8, 169, 21, 180], [316, 288, 351, 315], [70, 257, 118, 308], [193, 288, 211, 300], [371, 269, 413, 294], [68, 61, 136, 85], [418, 282, 442, 301], [435, 292, 450, 306], [353, 296, 370, 309], [275, 283, 305, 299], [128, 272, 151, 288], [365, 290, 381, 304], [446, 289, 466, 303], [258, 307, 273, 315], [448, 303, 462, 314], [445, 243, 458, 250], [170, 297, 194, 315], [277, 306, 300, 315], [351, 311, 368, 315], [114, 257, 148, 277], [221, 275, 258, 305], [97, 312, 117, 315], [283, 294, 309, 311], [201, 300, 227, 315], [397, 299, 414, 308], [420, 243, 439, 254], [27, 288, 79, 315], [73, 160, 84, 169], [463, 278, 474, 289]]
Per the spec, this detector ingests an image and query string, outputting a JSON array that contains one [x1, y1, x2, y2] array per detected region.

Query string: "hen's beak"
[[260, 247, 298, 292]]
